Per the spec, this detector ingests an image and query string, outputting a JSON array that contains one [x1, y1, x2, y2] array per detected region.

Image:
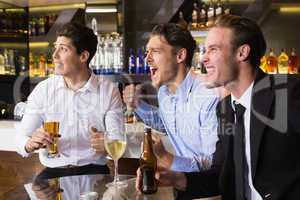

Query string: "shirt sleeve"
[[15, 84, 44, 157], [171, 92, 219, 172], [171, 153, 214, 172], [105, 83, 125, 135], [134, 100, 166, 133], [199, 96, 219, 163]]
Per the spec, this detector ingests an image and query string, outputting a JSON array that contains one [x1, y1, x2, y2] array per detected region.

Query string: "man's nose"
[[52, 49, 59, 59]]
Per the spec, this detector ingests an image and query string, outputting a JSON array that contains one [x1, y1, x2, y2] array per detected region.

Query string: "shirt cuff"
[[17, 137, 32, 157], [171, 155, 200, 172]]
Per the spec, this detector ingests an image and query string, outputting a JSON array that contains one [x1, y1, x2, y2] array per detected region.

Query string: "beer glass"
[[44, 121, 60, 158], [104, 130, 127, 187]]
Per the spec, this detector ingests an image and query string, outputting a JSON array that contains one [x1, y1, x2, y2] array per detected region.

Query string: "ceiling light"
[[279, 6, 300, 13], [29, 3, 85, 12], [86, 5, 117, 13]]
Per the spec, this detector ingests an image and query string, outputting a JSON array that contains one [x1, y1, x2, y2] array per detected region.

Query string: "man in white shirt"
[[16, 22, 123, 173]]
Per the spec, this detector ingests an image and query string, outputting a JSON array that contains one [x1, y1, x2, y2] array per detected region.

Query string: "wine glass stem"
[[114, 159, 119, 184]]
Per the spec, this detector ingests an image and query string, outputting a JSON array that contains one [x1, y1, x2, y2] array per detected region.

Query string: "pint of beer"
[[44, 121, 60, 157]]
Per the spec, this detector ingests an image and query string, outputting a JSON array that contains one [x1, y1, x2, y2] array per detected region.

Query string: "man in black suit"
[[136, 14, 300, 200]]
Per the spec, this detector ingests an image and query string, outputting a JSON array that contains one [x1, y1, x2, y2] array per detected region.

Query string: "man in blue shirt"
[[123, 23, 221, 172]]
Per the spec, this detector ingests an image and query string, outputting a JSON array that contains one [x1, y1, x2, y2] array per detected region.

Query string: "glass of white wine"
[[104, 130, 127, 187]]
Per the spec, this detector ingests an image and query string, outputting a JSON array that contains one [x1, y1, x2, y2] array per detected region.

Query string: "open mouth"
[[150, 67, 158, 78]]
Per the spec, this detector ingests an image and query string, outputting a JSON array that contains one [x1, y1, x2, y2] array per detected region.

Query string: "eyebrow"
[[53, 43, 73, 49], [146, 47, 163, 51]]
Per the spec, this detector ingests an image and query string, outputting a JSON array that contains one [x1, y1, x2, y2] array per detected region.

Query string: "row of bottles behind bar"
[[0, 9, 28, 34], [260, 48, 299, 74], [192, 45, 299, 75], [89, 32, 150, 75], [29, 51, 55, 77], [89, 33, 123, 74], [29, 14, 58, 37], [177, 0, 230, 31]]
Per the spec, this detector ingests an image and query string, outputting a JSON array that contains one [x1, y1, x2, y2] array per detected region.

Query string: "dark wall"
[[260, 10, 300, 55]]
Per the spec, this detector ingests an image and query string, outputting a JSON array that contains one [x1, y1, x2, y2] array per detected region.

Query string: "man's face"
[[52, 36, 82, 77], [202, 27, 239, 88], [145, 35, 179, 88]]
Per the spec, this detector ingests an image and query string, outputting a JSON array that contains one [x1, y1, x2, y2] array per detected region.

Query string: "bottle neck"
[[143, 132, 153, 153]]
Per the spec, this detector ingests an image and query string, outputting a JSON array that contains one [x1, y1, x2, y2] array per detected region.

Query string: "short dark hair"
[[214, 14, 266, 68], [150, 23, 196, 67], [56, 22, 97, 65]]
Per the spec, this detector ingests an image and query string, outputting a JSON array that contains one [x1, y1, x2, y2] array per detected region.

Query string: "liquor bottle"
[[215, 0, 223, 18], [33, 54, 40, 77], [0, 50, 5, 75], [190, 3, 199, 30], [177, 11, 188, 30], [206, 0, 215, 27], [277, 49, 289, 74], [136, 48, 144, 74], [139, 127, 158, 194], [29, 52, 34, 77], [3, 49, 10, 75], [143, 47, 150, 74], [128, 48, 136, 74], [265, 48, 277, 74], [8, 49, 16, 75], [38, 17, 45, 35], [259, 55, 267, 73], [46, 51, 54, 76], [39, 53, 46, 77], [18, 56, 27, 76], [199, 3, 207, 28], [288, 48, 299, 74], [224, 0, 231, 14]]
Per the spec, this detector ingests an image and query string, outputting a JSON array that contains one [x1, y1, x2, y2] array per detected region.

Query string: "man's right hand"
[[122, 84, 142, 109], [135, 167, 187, 193], [25, 127, 53, 153]]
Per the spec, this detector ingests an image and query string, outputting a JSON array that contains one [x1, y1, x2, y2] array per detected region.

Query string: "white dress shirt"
[[15, 73, 124, 168], [231, 81, 263, 200]]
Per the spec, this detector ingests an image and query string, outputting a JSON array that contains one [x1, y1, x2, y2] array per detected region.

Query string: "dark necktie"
[[233, 101, 246, 200]]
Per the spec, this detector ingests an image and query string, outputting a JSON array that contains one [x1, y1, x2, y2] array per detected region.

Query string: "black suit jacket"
[[181, 71, 300, 200]]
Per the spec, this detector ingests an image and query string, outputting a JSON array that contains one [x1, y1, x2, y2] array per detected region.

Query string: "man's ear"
[[176, 48, 187, 64], [237, 44, 250, 62], [80, 50, 90, 63]]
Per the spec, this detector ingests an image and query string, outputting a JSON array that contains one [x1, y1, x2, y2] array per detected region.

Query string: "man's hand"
[[25, 127, 53, 153], [135, 167, 187, 193], [90, 127, 106, 155], [122, 84, 142, 109], [152, 133, 174, 169]]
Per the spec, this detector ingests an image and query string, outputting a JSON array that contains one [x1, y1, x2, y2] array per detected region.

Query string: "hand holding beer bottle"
[[138, 127, 158, 194]]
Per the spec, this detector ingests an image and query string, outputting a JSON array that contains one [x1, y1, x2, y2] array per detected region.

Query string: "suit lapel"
[[250, 71, 275, 178]]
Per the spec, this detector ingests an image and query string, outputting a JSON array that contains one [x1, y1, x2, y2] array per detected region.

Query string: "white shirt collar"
[[56, 72, 98, 93], [231, 81, 254, 111]]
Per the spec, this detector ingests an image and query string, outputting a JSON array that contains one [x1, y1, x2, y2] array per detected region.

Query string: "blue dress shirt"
[[135, 71, 219, 172]]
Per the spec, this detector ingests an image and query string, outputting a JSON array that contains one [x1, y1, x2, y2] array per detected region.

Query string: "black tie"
[[233, 101, 246, 200]]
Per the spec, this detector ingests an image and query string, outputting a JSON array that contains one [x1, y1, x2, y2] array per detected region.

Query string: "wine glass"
[[104, 130, 127, 187]]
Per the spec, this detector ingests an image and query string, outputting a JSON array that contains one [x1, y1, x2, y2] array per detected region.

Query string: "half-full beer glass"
[[44, 121, 60, 158]]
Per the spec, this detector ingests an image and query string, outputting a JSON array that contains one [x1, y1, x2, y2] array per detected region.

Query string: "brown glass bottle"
[[139, 127, 157, 194], [266, 48, 278, 74], [288, 48, 299, 74]]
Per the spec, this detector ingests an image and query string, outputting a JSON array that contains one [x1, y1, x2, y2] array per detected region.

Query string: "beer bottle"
[[139, 127, 158, 194]]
